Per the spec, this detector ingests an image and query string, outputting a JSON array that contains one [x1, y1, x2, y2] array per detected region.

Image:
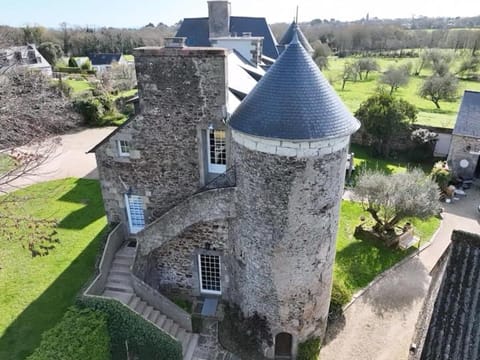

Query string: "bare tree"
[[0, 69, 81, 257], [355, 58, 379, 80]]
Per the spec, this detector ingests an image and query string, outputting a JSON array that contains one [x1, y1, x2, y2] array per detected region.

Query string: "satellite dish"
[[460, 159, 469, 168]]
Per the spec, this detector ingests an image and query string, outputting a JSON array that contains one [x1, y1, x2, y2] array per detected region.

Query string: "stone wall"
[[146, 220, 229, 298], [94, 46, 228, 229], [447, 134, 480, 178], [228, 133, 350, 357]]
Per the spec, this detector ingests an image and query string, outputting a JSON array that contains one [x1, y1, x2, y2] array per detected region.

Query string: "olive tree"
[[353, 169, 439, 239], [419, 73, 459, 109], [379, 65, 410, 94]]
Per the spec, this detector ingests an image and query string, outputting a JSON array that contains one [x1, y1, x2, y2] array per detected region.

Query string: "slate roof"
[[419, 230, 480, 360], [89, 53, 123, 66], [452, 90, 480, 138], [176, 17, 279, 59], [228, 29, 360, 140], [278, 21, 314, 54]]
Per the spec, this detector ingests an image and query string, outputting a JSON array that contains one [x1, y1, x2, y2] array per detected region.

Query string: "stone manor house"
[[89, 4, 359, 359]]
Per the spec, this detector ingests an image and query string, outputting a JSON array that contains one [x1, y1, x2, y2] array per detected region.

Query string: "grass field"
[[335, 200, 440, 292], [0, 178, 107, 360], [64, 78, 93, 94], [323, 57, 480, 128]]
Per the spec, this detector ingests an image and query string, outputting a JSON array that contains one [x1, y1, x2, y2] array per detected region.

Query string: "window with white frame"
[[117, 140, 131, 156], [125, 194, 145, 234], [207, 129, 226, 173], [198, 254, 221, 294]]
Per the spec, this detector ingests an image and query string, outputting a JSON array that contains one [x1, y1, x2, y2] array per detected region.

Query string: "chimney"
[[208, 1, 231, 38], [164, 37, 187, 48]]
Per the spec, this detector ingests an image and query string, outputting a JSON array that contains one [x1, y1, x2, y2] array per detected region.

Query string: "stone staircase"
[[102, 245, 199, 360]]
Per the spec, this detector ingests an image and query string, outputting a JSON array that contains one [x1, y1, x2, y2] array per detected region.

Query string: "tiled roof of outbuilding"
[[420, 230, 480, 360], [452, 90, 480, 138], [228, 29, 359, 140]]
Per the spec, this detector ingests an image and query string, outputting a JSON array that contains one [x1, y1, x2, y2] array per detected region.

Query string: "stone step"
[[169, 322, 179, 337], [142, 305, 154, 319], [116, 254, 135, 263], [110, 262, 130, 273], [148, 309, 160, 324], [113, 257, 133, 267], [108, 273, 132, 284], [117, 246, 136, 257], [102, 289, 133, 305], [134, 300, 147, 315], [155, 314, 167, 328], [105, 280, 133, 293], [162, 318, 174, 334], [176, 328, 187, 351], [184, 333, 199, 360], [128, 295, 140, 309]]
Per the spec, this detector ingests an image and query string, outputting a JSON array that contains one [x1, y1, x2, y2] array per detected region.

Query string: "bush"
[[431, 161, 452, 191], [81, 59, 92, 70], [74, 95, 116, 126], [27, 307, 110, 360], [297, 337, 321, 360], [68, 56, 79, 68], [329, 279, 353, 318], [77, 296, 182, 360]]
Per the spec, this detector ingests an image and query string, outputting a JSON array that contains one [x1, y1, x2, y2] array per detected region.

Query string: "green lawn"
[[0, 178, 107, 360], [351, 144, 434, 175], [112, 88, 137, 100], [335, 201, 440, 292], [323, 57, 480, 128], [64, 78, 93, 94]]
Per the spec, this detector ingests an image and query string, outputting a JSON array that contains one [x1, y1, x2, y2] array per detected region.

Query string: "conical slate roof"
[[229, 29, 360, 140], [279, 21, 314, 54]]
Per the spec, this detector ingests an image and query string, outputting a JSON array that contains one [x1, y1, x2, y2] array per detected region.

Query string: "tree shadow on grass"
[[56, 178, 106, 230], [0, 226, 107, 360]]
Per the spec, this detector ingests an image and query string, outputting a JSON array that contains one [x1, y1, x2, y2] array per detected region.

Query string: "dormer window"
[[208, 129, 226, 173], [117, 140, 130, 157]]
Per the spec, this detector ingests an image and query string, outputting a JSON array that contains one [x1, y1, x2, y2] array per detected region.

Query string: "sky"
[[1, 0, 480, 28]]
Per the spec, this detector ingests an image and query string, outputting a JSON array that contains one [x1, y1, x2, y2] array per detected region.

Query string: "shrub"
[[68, 56, 79, 68], [74, 95, 116, 126], [431, 161, 452, 192], [297, 337, 321, 360], [77, 296, 182, 360], [27, 306, 110, 360], [81, 59, 92, 70], [329, 279, 353, 318]]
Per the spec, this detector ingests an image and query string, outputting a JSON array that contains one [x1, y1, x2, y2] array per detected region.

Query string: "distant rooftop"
[[88, 53, 123, 66], [176, 16, 279, 59], [278, 21, 314, 54]]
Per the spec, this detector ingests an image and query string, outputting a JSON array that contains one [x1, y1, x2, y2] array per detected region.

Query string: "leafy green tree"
[[355, 92, 417, 157], [419, 73, 458, 109], [353, 169, 438, 239], [80, 58, 92, 70], [456, 55, 479, 78], [37, 42, 63, 65]]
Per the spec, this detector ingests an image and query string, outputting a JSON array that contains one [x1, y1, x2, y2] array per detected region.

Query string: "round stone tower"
[[227, 29, 360, 358]]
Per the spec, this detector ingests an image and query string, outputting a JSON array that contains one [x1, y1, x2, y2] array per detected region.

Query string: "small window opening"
[[208, 129, 226, 173], [117, 140, 130, 156]]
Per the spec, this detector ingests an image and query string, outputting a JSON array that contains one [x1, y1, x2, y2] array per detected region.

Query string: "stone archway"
[[275, 332, 292, 358]]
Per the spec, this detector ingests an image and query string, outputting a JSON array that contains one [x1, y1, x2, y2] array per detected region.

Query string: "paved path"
[[321, 187, 480, 360], [1, 127, 115, 192]]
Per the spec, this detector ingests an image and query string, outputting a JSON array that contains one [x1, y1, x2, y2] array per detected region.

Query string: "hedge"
[[77, 296, 182, 360], [297, 337, 321, 360], [27, 306, 110, 360], [55, 66, 95, 74]]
